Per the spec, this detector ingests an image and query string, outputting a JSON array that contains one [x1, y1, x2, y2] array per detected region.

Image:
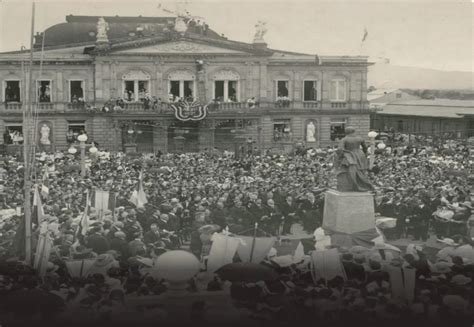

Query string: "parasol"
[[215, 262, 278, 282]]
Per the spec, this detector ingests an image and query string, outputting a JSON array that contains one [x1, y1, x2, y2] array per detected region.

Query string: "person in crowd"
[[0, 136, 471, 324]]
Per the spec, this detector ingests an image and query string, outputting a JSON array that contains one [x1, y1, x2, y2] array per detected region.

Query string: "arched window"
[[168, 70, 196, 102], [212, 70, 240, 102], [122, 70, 151, 102]]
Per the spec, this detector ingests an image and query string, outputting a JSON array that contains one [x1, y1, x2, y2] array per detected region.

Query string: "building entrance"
[[168, 121, 200, 153]]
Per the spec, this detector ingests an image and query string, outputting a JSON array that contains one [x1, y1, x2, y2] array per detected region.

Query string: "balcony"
[[4, 102, 23, 111], [0, 100, 369, 115], [302, 101, 320, 109], [330, 101, 347, 109], [66, 102, 86, 110]]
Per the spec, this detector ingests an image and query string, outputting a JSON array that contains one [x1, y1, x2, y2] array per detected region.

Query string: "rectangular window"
[[67, 121, 86, 143], [273, 119, 292, 142], [37, 80, 51, 103], [214, 81, 224, 100], [214, 81, 238, 102], [303, 80, 318, 101], [124, 81, 135, 101], [228, 81, 237, 101], [396, 93, 402, 99], [138, 80, 149, 100], [4, 80, 21, 103], [183, 81, 193, 98], [69, 80, 84, 102], [397, 120, 404, 132], [277, 80, 289, 97], [4, 124, 23, 145], [169, 81, 180, 100], [330, 79, 346, 101], [330, 118, 346, 141]]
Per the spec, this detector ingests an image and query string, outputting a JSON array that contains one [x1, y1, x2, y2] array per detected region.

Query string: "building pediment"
[[111, 40, 251, 55]]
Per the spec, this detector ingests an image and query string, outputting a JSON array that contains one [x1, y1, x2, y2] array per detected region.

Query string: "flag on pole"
[[34, 224, 53, 276], [74, 191, 91, 244], [129, 171, 148, 208], [41, 169, 49, 198], [91, 189, 116, 221], [361, 27, 368, 42], [32, 185, 45, 226]]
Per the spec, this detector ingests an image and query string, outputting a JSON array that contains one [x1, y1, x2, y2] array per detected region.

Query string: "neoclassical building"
[[0, 15, 371, 153]]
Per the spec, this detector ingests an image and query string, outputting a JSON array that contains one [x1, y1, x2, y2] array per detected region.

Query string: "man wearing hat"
[[85, 223, 110, 254], [109, 231, 129, 258]]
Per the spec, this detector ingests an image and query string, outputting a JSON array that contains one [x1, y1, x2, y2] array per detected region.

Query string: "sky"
[[0, 0, 472, 72]]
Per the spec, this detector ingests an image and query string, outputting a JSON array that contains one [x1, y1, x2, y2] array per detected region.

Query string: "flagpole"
[[249, 222, 258, 263], [23, 2, 36, 265]]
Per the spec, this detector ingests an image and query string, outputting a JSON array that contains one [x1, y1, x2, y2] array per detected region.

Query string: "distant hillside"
[[368, 64, 474, 90]]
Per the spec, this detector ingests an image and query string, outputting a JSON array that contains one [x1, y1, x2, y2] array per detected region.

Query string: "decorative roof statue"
[[174, 17, 188, 35], [96, 17, 109, 43], [253, 21, 267, 44], [333, 127, 374, 192]]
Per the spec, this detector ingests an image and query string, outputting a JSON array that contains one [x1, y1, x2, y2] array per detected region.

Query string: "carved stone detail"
[[213, 69, 240, 80], [168, 69, 196, 80], [122, 70, 151, 80]]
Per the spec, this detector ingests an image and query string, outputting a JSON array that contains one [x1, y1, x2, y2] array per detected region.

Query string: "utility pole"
[[23, 2, 35, 265]]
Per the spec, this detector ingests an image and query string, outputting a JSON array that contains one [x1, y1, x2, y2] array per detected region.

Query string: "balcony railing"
[[37, 102, 55, 110], [5, 102, 22, 110], [67, 102, 86, 110], [303, 101, 320, 109], [330, 101, 347, 108], [0, 100, 368, 114]]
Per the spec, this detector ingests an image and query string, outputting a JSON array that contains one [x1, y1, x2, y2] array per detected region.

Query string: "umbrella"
[[215, 262, 278, 282]]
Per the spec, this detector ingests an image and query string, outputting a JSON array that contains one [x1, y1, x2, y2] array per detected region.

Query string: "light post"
[[368, 131, 378, 169], [77, 134, 88, 177]]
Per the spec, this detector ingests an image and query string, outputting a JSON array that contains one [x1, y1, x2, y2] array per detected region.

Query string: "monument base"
[[322, 189, 375, 234]]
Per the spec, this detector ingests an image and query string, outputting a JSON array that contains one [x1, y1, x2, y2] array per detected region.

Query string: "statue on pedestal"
[[39, 124, 51, 145], [333, 127, 374, 192], [306, 121, 316, 142]]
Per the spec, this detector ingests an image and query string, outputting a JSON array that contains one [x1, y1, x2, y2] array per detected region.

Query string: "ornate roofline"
[[91, 32, 274, 56]]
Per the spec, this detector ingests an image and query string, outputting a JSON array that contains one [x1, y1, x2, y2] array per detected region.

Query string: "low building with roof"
[[373, 99, 474, 138], [367, 88, 420, 109]]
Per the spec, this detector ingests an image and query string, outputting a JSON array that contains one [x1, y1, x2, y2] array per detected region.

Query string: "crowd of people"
[[0, 136, 472, 324]]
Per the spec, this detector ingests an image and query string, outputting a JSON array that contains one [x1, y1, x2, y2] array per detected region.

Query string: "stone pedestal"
[[323, 189, 375, 234], [124, 143, 137, 153]]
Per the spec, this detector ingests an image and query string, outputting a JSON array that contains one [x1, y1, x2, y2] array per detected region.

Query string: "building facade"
[[373, 100, 474, 139], [0, 15, 371, 154]]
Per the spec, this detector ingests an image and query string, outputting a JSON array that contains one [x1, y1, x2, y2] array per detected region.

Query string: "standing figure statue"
[[306, 121, 316, 142], [40, 124, 51, 145], [253, 21, 267, 43], [96, 17, 109, 42], [333, 127, 374, 192]]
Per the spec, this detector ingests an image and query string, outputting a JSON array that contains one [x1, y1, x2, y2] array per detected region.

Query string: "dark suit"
[[143, 230, 161, 245], [86, 233, 110, 254], [280, 200, 299, 234], [109, 237, 129, 258]]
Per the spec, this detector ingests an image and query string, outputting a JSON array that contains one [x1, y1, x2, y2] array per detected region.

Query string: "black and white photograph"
[[0, 0, 472, 325]]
